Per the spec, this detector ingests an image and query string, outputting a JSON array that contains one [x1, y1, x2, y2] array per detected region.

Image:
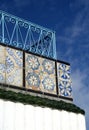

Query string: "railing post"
[[2, 12, 4, 43], [53, 32, 57, 59], [16, 20, 18, 47]]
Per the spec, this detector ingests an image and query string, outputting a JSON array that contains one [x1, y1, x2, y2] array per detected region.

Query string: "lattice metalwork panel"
[[0, 10, 56, 59]]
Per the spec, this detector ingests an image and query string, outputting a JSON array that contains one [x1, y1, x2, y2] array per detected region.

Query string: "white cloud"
[[72, 69, 89, 130], [57, 3, 89, 45]]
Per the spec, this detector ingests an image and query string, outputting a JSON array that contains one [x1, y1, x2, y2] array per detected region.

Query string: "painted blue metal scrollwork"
[[0, 10, 56, 59]]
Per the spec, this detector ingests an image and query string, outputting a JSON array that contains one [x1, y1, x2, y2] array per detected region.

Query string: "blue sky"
[[0, 0, 89, 129]]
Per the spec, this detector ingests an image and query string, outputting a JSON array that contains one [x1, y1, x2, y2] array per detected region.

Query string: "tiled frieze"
[[25, 53, 56, 94], [0, 45, 6, 83], [0, 44, 72, 99], [0, 45, 23, 87], [57, 63, 72, 97]]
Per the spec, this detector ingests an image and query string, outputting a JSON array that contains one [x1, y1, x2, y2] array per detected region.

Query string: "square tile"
[[0, 72, 6, 83], [41, 58, 56, 94], [0, 45, 23, 87], [25, 53, 56, 94], [57, 62, 72, 97], [6, 47, 23, 68], [5, 47, 23, 87], [0, 45, 6, 64], [57, 63, 71, 81], [58, 80, 72, 97], [6, 67, 23, 87]]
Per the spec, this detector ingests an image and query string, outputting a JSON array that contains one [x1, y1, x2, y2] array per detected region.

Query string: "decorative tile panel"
[[6, 47, 23, 87], [0, 45, 6, 64], [0, 72, 6, 83], [6, 67, 23, 86], [58, 80, 72, 97], [0, 45, 23, 87], [0, 45, 6, 83], [25, 53, 56, 94], [57, 63, 72, 97], [6, 47, 23, 68], [0, 44, 73, 99]]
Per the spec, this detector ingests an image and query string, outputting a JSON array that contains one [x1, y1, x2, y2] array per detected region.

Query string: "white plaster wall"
[[0, 99, 86, 130]]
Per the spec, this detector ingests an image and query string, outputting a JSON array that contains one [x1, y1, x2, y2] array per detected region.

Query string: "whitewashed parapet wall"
[[0, 99, 86, 130]]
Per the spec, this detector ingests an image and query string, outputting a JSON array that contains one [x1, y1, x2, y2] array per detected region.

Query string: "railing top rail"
[[0, 10, 55, 34]]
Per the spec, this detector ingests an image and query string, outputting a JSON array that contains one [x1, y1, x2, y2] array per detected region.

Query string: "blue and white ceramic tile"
[[26, 72, 40, 88], [25, 53, 56, 94], [26, 54, 40, 70], [0, 45, 6, 83], [57, 62, 72, 97], [6, 47, 23, 68], [0, 45, 72, 97], [0, 45, 6, 64], [42, 77, 55, 91], [42, 59, 54, 74], [57, 63, 71, 81], [0, 45, 23, 87], [58, 80, 72, 97], [0, 73, 5, 83], [6, 67, 23, 86], [6, 47, 23, 86]]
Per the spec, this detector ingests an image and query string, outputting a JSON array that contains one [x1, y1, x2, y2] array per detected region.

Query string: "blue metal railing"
[[0, 10, 56, 59]]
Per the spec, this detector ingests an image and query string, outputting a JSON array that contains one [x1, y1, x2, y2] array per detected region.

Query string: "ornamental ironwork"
[[0, 10, 56, 59]]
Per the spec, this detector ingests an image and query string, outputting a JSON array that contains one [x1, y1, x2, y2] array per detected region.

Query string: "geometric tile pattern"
[[0, 45, 6, 83], [0, 45, 23, 87], [25, 53, 56, 94], [57, 63, 72, 97], [0, 45, 72, 98]]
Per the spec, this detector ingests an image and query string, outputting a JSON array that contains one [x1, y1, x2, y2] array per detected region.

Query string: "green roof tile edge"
[[0, 88, 85, 115]]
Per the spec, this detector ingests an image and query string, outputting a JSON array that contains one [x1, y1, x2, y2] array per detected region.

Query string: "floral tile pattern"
[[0, 45, 72, 98], [0, 45, 23, 87], [42, 59, 54, 74], [0, 45, 6, 64], [26, 55, 40, 70], [0, 45, 6, 83], [58, 80, 72, 97], [6, 47, 23, 86], [42, 77, 55, 91], [0, 72, 5, 83], [57, 63, 72, 97], [26, 72, 40, 87], [6, 67, 23, 86], [25, 53, 56, 94], [6, 47, 23, 68]]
